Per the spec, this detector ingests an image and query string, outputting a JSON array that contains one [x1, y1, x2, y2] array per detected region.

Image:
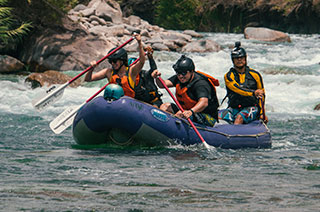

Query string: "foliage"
[[46, 0, 79, 12], [155, 0, 202, 30], [0, 0, 31, 44]]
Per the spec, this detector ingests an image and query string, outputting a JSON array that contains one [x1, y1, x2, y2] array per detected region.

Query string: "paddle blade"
[[32, 83, 68, 111], [49, 104, 84, 134]]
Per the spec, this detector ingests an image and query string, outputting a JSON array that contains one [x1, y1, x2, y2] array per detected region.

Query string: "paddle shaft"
[[68, 36, 135, 84], [32, 36, 135, 111], [50, 57, 141, 134], [260, 97, 266, 121], [158, 77, 209, 147]]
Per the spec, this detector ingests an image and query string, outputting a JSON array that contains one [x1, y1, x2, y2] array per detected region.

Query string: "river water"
[[1, 33, 320, 211]]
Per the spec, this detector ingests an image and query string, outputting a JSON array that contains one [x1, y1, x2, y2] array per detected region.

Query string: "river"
[[1, 33, 320, 211]]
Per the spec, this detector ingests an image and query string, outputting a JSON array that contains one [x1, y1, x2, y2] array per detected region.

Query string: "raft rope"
[[178, 118, 270, 138]]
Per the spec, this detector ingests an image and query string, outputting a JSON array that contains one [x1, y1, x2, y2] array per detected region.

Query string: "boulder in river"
[[25, 70, 82, 89], [244, 27, 291, 43], [0, 55, 25, 74]]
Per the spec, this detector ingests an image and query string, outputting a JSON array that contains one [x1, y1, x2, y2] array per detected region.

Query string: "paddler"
[[219, 41, 268, 125], [152, 55, 220, 127], [84, 33, 145, 98]]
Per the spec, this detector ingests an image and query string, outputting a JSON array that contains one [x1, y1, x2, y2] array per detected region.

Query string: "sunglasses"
[[108, 59, 118, 64], [175, 70, 189, 76]]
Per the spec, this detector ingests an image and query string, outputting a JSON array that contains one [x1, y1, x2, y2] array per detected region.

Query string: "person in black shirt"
[[152, 55, 219, 127]]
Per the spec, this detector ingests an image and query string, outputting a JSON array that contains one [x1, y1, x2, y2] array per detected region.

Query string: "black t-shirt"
[[168, 73, 215, 114]]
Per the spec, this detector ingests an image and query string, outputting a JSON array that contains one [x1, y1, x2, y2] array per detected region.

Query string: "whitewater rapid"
[[1, 33, 320, 121]]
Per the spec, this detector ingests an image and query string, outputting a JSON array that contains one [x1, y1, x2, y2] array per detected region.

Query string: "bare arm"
[[84, 61, 113, 82], [129, 34, 146, 80], [151, 70, 174, 88], [177, 97, 209, 119]]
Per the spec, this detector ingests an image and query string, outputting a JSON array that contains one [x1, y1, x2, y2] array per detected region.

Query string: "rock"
[[123, 24, 141, 34], [20, 28, 114, 72], [19, 0, 223, 74], [244, 27, 291, 43], [89, 15, 107, 25], [160, 31, 192, 42], [183, 30, 203, 38], [0, 55, 25, 73], [73, 4, 87, 12], [314, 104, 320, 110], [151, 43, 170, 51], [95, 0, 123, 24], [79, 8, 95, 17], [181, 39, 221, 53], [25, 70, 82, 89], [126, 15, 141, 26]]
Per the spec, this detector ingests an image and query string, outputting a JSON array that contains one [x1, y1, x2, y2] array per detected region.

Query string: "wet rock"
[[25, 70, 82, 89], [181, 39, 221, 53], [20, 0, 223, 73], [183, 30, 203, 38], [314, 104, 320, 110], [0, 55, 25, 74], [244, 27, 291, 43]]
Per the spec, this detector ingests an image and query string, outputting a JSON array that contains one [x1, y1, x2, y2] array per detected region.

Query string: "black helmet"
[[172, 55, 195, 72], [108, 47, 128, 61], [231, 41, 247, 59]]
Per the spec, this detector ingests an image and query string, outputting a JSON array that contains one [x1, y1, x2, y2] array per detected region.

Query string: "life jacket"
[[109, 70, 139, 98], [134, 70, 162, 104], [175, 71, 220, 118], [226, 67, 260, 109]]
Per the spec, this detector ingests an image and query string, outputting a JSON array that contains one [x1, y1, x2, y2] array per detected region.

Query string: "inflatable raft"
[[72, 96, 271, 149]]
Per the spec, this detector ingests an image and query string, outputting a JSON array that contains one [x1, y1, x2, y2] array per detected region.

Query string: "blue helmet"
[[231, 41, 247, 59], [104, 84, 124, 100], [128, 57, 137, 66]]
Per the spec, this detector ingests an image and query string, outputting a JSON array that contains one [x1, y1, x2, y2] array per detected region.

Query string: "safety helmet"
[[103, 84, 124, 100], [231, 41, 247, 59], [128, 57, 137, 66], [172, 55, 195, 72], [108, 47, 128, 61]]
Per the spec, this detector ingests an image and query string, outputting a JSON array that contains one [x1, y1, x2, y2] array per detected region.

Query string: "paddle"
[[32, 36, 135, 111], [260, 96, 266, 123], [157, 77, 211, 149], [49, 57, 141, 134]]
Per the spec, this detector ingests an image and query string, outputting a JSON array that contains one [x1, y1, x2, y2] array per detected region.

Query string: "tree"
[[0, 0, 31, 44]]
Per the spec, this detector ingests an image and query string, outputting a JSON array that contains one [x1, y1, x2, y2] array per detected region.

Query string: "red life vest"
[[109, 73, 140, 98], [176, 85, 197, 110], [175, 71, 219, 110]]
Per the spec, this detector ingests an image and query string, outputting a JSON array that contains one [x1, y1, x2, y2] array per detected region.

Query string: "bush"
[[155, 0, 202, 30]]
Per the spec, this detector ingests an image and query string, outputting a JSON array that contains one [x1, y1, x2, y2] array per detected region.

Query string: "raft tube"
[[72, 96, 271, 149]]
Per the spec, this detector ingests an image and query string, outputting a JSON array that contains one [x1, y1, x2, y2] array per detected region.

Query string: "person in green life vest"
[[152, 55, 220, 127], [219, 41, 268, 125]]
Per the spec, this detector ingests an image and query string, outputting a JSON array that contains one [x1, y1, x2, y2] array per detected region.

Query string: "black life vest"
[[134, 70, 162, 104]]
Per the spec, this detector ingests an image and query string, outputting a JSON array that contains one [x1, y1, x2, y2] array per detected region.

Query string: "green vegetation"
[[46, 0, 80, 12], [155, 0, 202, 30], [0, 0, 31, 44]]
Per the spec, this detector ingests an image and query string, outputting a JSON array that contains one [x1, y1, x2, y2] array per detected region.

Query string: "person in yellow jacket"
[[84, 33, 145, 98], [220, 41, 268, 125]]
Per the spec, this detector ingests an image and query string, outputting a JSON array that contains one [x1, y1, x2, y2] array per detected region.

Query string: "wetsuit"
[[222, 66, 264, 123]]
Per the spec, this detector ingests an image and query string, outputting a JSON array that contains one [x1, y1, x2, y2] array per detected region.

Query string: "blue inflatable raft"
[[72, 96, 271, 149]]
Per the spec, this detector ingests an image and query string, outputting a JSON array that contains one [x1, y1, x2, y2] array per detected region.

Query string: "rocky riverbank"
[[3, 0, 291, 74], [0, 0, 291, 91]]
